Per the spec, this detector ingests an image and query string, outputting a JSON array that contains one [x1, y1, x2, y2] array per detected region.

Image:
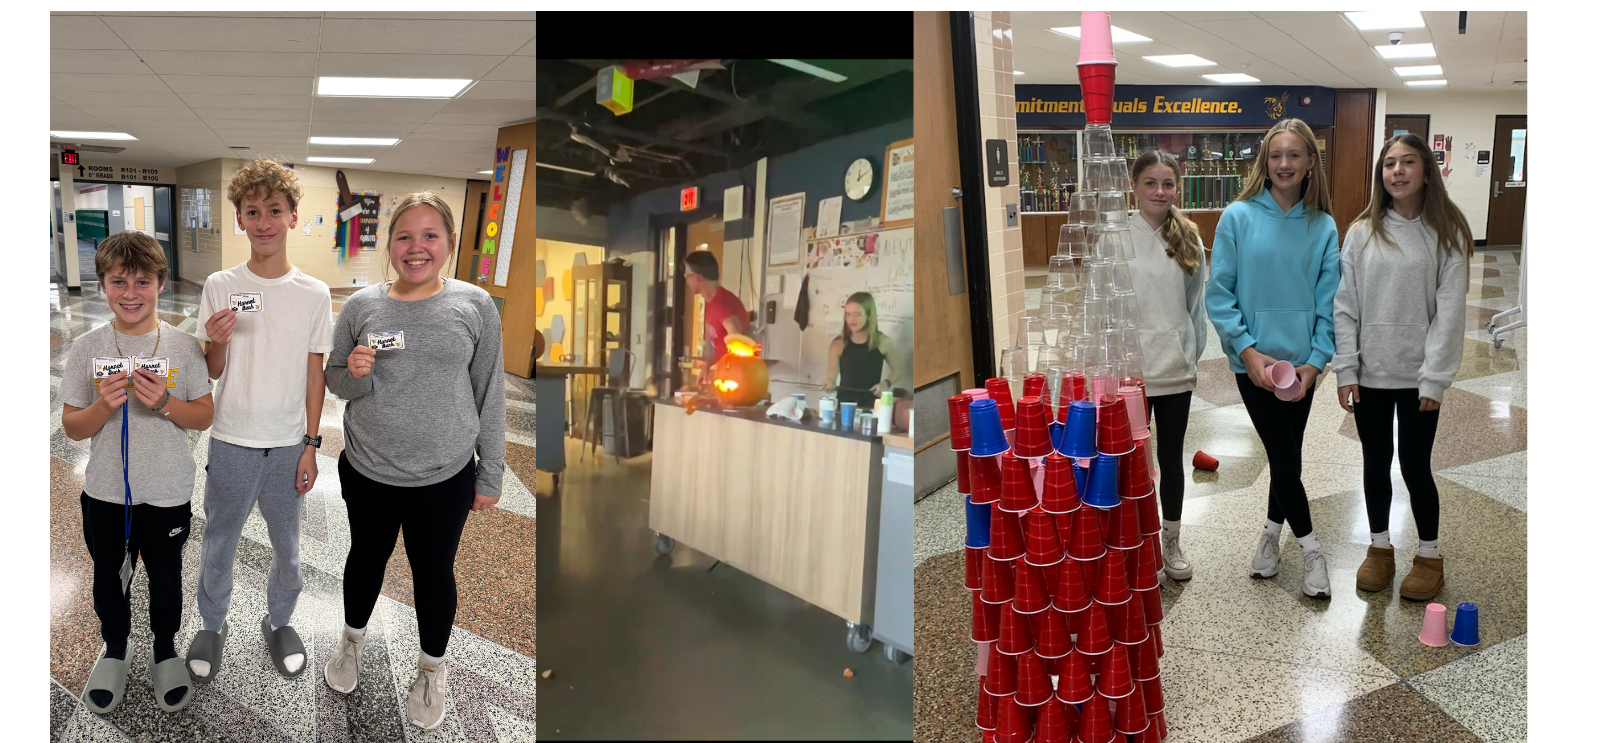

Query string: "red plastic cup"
[[1024, 509, 1066, 567], [956, 449, 972, 495], [1066, 503, 1108, 561], [1035, 697, 1078, 743], [977, 675, 999, 730], [1097, 644, 1135, 699], [986, 642, 1018, 696], [1130, 725, 1161, 743], [1041, 451, 1082, 514], [1041, 560, 1061, 603], [1114, 679, 1149, 735], [1079, 554, 1101, 597], [1154, 710, 1168, 740], [966, 546, 985, 590], [972, 590, 1002, 642], [977, 639, 992, 676], [1112, 590, 1150, 645], [1023, 372, 1047, 399], [1015, 650, 1054, 706], [1139, 586, 1164, 625], [1000, 451, 1040, 513], [981, 550, 1016, 604], [1076, 601, 1114, 656], [1152, 623, 1164, 658], [1052, 556, 1092, 612], [1132, 539, 1161, 592], [1106, 499, 1143, 550], [997, 693, 1033, 743], [1079, 63, 1117, 126], [1095, 394, 1135, 456], [998, 602, 1036, 656], [1136, 491, 1162, 538], [1014, 396, 1054, 459], [986, 377, 1017, 431], [971, 453, 1003, 505], [949, 393, 974, 451], [1013, 559, 1052, 614], [1142, 674, 1165, 714], [1093, 547, 1133, 606], [1130, 635, 1160, 682], [1192, 450, 1219, 471], [1056, 647, 1095, 705], [989, 504, 1026, 561], [1035, 607, 1072, 659], [1076, 692, 1116, 743], [1119, 441, 1155, 498]]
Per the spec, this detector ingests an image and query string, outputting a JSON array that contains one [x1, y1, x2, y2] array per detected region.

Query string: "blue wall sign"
[[1016, 84, 1336, 129]]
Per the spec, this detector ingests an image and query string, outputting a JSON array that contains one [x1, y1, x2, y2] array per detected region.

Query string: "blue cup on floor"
[[1450, 602, 1480, 647], [1082, 453, 1121, 509], [969, 399, 1010, 457], [966, 494, 992, 548], [1060, 401, 1099, 459], [840, 402, 858, 430], [1072, 460, 1088, 495]]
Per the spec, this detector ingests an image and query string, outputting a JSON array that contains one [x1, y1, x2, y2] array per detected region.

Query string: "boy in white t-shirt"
[[186, 159, 333, 683]]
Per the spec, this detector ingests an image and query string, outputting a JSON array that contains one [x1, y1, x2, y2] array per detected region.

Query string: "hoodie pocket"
[[1358, 323, 1428, 374], [1251, 309, 1314, 365], [1138, 330, 1190, 383]]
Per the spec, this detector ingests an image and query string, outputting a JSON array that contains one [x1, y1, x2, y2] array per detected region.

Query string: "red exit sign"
[[60, 151, 79, 165], [680, 186, 700, 212]]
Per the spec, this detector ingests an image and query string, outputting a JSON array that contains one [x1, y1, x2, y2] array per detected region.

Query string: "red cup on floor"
[[998, 602, 1036, 655], [1056, 647, 1095, 705], [1052, 556, 1092, 612], [1015, 396, 1054, 459], [1132, 538, 1161, 592], [1093, 547, 1133, 606], [1015, 650, 1054, 706], [987, 377, 1017, 431], [1067, 504, 1108, 561], [1129, 635, 1160, 681], [997, 693, 1033, 743], [971, 453, 1003, 505], [972, 590, 1002, 643], [1137, 586, 1163, 625], [1035, 696, 1079, 743], [1142, 673, 1165, 713], [1035, 607, 1071, 658], [977, 675, 998, 730], [1114, 679, 1149, 735], [1076, 692, 1116, 743], [1136, 491, 1162, 538], [1013, 559, 1052, 614], [981, 550, 1016, 604], [1192, 450, 1219, 472], [1106, 499, 1143, 550], [1076, 601, 1114, 656], [1097, 643, 1135, 699], [956, 449, 972, 495], [1000, 451, 1040, 513], [1119, 440, 1156, 498], [949, 393, 974, 451], [989, 504, 1026, 561], [986, 643, 1018, 696], [1112, 590, 1150, 645], [1041, 451, 1082, 514], [966, 546, 985, 591], [1024, 509, 1066, 567]]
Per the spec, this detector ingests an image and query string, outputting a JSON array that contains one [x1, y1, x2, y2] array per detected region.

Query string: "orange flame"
[[724, 334, 760, 358], [714, 379, 739, 392]]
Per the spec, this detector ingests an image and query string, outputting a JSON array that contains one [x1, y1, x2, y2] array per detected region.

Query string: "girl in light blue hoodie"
[[1205, 118, 1341, 599]]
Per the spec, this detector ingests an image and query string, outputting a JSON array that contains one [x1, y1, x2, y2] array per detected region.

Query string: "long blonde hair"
[[1131, 150, 1203, 275], [842, 291, 887, 352], [1350, 133, 1474, 258], [1235, 118, 1332, 216], [383, 191, 459, 281]]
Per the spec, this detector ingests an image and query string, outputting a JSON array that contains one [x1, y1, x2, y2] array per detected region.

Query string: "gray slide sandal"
[[81, 645, 129, 714], [150, 649, 194, 712], [185, 619, 229, 684], [261, 614, 308, 678]]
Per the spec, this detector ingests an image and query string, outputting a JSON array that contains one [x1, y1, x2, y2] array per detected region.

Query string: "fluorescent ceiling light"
[[1050, 26, 1152, 43], [1405, 79, 1449, 87], [1375, 43, 1436, 60], [1143, 54, 1214, 68], [1202, 73, 1261, 84], [766, 59, 847, 82], [537, 161, 596, 176], [479, 170, 494, 175], [316, 76, 473, 98], [1014, 70, 1025, 75], [1345, 11, 1425, 31], [51, 131, 137, 141], [1394, 65, 1444, 77], [306, 156, 374, 164], [309, 136, 399, 146]]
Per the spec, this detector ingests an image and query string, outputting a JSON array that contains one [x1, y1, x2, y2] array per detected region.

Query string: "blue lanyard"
[[121, 402, 131, 548]]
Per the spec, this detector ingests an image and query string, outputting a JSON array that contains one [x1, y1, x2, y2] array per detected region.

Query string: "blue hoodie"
[[1205, 189, 1341, 374]]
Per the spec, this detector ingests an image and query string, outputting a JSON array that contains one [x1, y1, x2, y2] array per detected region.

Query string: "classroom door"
[[1486, 116, 1527, 247], [1385, 115, 1430, 143]]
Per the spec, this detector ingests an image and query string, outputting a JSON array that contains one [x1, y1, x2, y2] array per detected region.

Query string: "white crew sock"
[[1162, 519, 1181, 538], [190, 659, 210, 677], [420, 650, 447, 672], [345, 624, 366, 639], [1417, 539, 1440, 559], [1263, 520, 1284, 538], [271, 622, 305, 674], [1371, 531, 1392, 549], [1297, 532, 1321, 554]]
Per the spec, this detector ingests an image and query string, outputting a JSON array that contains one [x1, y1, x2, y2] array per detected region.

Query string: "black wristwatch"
[[303, 435, 322, 448]]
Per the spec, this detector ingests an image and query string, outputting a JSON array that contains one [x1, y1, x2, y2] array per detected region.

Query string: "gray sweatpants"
[[196, 437, 305, 632]]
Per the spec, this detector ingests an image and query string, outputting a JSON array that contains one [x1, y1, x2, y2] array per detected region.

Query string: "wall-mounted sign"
[[1433, 135, 1446, 152], [881, 138, 915, 228], [1478, 150, 1491, 165], [680, 186, 701, 212], [1015, 84, 1336, 128], [69, 163, 175, 184], [986, 139, 1010, 187], [60, 151, 79, 165]]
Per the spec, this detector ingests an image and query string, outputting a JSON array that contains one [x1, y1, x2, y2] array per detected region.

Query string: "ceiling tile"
[[460, 81, 535, 100], [51, 49, 148, 73], [325, 12, 536, 20], [53, 91, 187, 108], [72, 105, 190, 118], [482, 56, 537, 82], [311, 97, 451, 123], [51, 73, 171, 93], [99, 16, 322, 52], [50, 15, 131, 50], [427, 112, 515, 125], [178, 93, 313, 110], [319, 19, 535, 55], [313, 53, 505, 79], [138, 50, 320, 77], [161, 75, 314, 95], [407, 123, 499, 140], [192, 107, 309, 122], [437, 98, 538, 117]]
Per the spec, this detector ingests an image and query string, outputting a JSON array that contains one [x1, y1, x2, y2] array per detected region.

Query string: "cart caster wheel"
[[1492, 338, 1504, 350], [654, 533, 676, 555], [846, 622, 873, 653], [1486, 321, 1496, 332], [884, 645, 909, 664]]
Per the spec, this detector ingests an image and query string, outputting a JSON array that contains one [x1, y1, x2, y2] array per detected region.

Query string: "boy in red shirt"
[[684, 251, 748, 383]]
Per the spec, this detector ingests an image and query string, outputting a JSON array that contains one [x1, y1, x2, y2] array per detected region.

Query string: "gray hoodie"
[[1331, 210, 1469, 402], [1129, 215, 1208, 397]]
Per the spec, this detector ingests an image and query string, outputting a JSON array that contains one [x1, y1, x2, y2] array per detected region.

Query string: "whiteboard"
[[790, 226, 914, 390]]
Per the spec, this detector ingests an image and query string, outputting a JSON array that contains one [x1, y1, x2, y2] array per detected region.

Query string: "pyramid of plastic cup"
[[1041, 451, 1082, 513], [1095, 547, 1133, 606], [1053, 556, 1093, 612], [1023, 372, 1047, 400], [981, 549, 1016, 603], [1035, 697, 1078, 743], [1077, 600, 1115, 655], [1106, 498, 1143, 550], [977, 676, 998, 730], [1132, 538, 1162, 592], [1142, 674, 1165, 714], [1015, 650, 1054, 706], [1067, 502, 1108, 560], [1082, 453, 1121, 509], [1035, 607, 1072, 658], [997, 694, 1032, 742], [972, 591, 1002, 642], [966, 494, 992, 549], [989, 504, 1026, 561], [1023, 509, 1066, 567], [1131, 635, 1161, 681], [969, 398, 1010, 457], [1119, 441, 1155, 498], [999, 451, 1039, 513], [1114, 679, 1149, 735], [949, 393, 974, 451], [986, 642, 1018, 695], [1095, 391, 1135, 456], [1012, 559, 1052, 614], [1014, 396, 1054, 459], [1077, 693, 1116, 743], [1113, 590, 1150, 645], [970, 453, 1002, 505], [1140, 584, 1164, 624], [965, 546, 983, 590], [986, 377, 1018, 431]]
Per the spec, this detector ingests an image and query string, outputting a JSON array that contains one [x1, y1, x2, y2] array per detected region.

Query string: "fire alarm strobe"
[[1299, 96, 1312, 106]]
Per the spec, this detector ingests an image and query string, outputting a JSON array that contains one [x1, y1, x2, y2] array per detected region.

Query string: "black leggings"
[[1146, 392, 1192, 522], [81, 493, 191, 648], [338, 452, 476, 658], [1351, 386, 1441, 541], [1235, 374, 1317, 538]]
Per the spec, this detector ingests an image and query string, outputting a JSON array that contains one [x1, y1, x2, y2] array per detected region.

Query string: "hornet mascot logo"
[[1263, 90, 1289, 120]]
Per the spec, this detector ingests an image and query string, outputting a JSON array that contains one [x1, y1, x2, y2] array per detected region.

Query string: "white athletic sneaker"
[[1301, 547, 1331, 599], [1250, 531, 1281, 578], [1162, 532, 1192, 580], [323, 629, 364, 694], [407, 657, 449, 730]]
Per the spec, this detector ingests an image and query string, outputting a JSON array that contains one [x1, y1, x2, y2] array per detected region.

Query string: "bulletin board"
[[794, 226, 914, 390], [880, 138, 914, 229]]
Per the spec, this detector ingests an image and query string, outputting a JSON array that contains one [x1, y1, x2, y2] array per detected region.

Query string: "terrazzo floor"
[[49, 280, 537, 742], [920, 249, 1526, 742]]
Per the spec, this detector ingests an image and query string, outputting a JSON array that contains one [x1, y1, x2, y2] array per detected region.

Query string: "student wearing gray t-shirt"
[[320, 192, 506, 731], [60, 233, 213, 715]]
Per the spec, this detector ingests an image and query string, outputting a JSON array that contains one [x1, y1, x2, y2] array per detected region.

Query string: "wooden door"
[[1486, 116, 1528, 247], [133, 197, 146, 230], [456, 180, 490, 282], [1385, 115, 1430, 143]]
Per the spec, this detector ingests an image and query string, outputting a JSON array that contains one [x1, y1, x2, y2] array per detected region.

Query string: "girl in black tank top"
[[824, 292, 898, 411]]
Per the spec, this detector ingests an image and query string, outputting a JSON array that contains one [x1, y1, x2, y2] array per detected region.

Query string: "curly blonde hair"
[[227, 158, 303, 211]]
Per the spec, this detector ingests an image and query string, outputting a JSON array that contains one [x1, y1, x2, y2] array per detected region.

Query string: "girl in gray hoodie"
[[1332, 133, 1471, 601]]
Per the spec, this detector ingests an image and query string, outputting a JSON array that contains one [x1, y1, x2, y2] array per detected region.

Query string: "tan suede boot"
[[1399, 555, 1445, 601], [1355, 545, 1396, 591]]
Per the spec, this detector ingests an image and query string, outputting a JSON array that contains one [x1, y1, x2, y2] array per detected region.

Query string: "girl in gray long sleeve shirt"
[[1331, 133, 1472, 604]]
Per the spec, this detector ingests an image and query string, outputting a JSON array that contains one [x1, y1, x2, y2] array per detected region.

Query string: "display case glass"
[[1018, 131, 1077, 214]]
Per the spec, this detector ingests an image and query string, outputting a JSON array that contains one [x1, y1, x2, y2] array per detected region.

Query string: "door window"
[[1509, 129, 1526, 182]]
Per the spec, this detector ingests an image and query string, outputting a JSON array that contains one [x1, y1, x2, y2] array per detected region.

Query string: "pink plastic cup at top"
[[1268, 360, 1296, 390]]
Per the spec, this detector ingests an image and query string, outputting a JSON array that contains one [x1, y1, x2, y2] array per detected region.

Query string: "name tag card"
[[93, 357, 131, 380], [368, 331, 405, 351], [132, 356, 169, 377], [229, 292, 263, 312]]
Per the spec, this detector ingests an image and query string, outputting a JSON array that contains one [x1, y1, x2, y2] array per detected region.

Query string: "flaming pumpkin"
[[710, 334, 769, 408]]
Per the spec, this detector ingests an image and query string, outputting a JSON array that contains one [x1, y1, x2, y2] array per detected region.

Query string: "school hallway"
[[913, 248, 1527, 742], [48, 279, 538, 742]]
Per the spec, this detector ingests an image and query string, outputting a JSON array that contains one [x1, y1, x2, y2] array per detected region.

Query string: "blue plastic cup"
[[1082, 453, 1121, 509], [1061, 401, 1100, 459], [1450, 602, 1480, 647], [1072, 461, 1089, 495], [840, 402, 858, 430], [969, 399, 1010, 457], [966, 494, 992, 548], [1049, 421, 1067, 454]]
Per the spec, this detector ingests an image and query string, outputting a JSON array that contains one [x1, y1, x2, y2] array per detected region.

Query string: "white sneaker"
[[1250, 531, 1281, 578], [323, 630, 364, 694], [407, 658, 449, 730], [1162, 532, 1192, 580], [1301, 547, 1331, 599]]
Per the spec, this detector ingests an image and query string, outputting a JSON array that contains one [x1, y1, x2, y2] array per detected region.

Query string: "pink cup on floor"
[[1419, 603, 1450, 647]]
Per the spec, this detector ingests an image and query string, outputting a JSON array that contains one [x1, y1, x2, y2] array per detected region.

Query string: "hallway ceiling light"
[[51, 131, 136, 141], [309, 137, 400, 146], [1375, 43, 1436, 60], [1050, 26, 1151, 43], [1014, 70, 1025, 75], [1202, 73, 1261, 84], [1394, 65, 1444, 77], [538, 162, 597, 177], [1143, 54, 1215, 68], [1345, 12, 1425, 31], [307, 156, 374, 164], [766, 59, 847, 83], [316, 77, 474, 98], [1405, 79, 1449, 87], [479, 170, 494, 175]]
